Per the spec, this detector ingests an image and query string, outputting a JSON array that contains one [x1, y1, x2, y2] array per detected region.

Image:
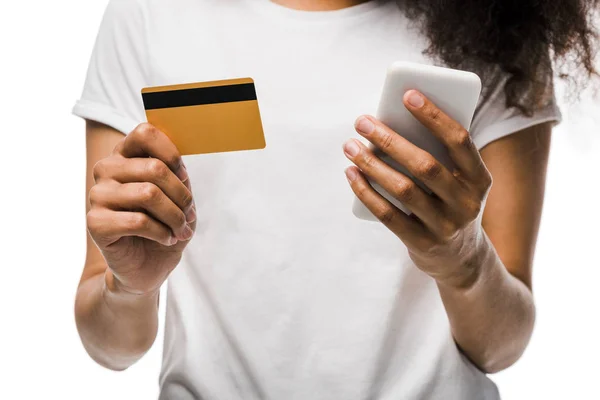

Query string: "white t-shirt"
[[73, 0, 561, 399]]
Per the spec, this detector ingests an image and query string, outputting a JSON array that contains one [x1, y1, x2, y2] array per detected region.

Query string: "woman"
[[73, 0, 598, 399]]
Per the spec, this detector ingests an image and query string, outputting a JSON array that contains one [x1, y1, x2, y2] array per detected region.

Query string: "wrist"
[[103, 270, 160, 303], [437, 233, 493, 291]]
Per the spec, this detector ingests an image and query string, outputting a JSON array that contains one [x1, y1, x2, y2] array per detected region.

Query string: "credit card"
[[141, 77, 266, 155]]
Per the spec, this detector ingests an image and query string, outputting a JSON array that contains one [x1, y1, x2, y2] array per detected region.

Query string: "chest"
[[143, 3, 432, 209], [147, 5, 430, 143]]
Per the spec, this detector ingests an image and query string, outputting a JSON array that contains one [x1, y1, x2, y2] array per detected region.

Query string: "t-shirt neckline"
[[244, 0, 386, 22]]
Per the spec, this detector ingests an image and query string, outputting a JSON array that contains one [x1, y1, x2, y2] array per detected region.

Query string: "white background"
[[0, 1, 598, 399]]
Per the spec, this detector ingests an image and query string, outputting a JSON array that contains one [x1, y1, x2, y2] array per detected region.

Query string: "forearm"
[[436, 232, 536, 374], [74, 268, 159, 371]]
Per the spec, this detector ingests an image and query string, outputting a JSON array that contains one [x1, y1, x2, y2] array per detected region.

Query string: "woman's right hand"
[[87, 123, 196, 296]]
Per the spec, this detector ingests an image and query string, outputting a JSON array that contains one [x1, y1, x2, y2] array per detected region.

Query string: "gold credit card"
[[141, 77, 266, 155]]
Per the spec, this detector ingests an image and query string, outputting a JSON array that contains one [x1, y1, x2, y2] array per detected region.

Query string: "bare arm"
[[75, 120, 158, 370], [436, 122, 550, 373], [74, 120, 195, 370], [74, 260, 160, 371], [344, 90, 552, 373]]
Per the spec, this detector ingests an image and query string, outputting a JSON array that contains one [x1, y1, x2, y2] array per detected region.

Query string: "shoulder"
[[130, 0, 221, 12], [104, 0, 224, 27], [103, 0, 210, 15], [469, 65, 561, 150], [99, 0, 146, 27], [104, 0, 145, 13], [99, 0, 221, 33]]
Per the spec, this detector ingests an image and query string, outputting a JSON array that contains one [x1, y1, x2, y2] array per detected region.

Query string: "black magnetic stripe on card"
[[142, 83, 257, 110]]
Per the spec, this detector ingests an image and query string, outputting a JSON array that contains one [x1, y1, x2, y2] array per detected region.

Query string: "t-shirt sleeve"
[[469, 70, 562, 150], [71, 0, 149, 135]]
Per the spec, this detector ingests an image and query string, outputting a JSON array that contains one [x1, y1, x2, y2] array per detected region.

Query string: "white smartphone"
[[352, 61, 482, 221]]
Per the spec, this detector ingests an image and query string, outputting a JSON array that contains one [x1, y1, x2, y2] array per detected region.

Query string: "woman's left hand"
[[343, 90, 493, 288]]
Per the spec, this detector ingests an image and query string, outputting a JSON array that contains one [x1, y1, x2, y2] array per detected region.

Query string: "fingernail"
[[176, 164, 189, 182], [185, 205, 196, 223], [343, 139, 360, 157], [355, 116, 375, 135], [406, 90, 424, 108], [345, 167, 358, 182], [169, 235, 178, 246], [182, 224, 193, 240]]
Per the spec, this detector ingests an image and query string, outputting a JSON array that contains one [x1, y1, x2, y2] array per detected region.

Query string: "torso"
[[137, 0, 501, 398]]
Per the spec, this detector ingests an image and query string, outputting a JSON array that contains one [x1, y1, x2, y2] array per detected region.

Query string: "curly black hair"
[[397, 0, 600, 116]]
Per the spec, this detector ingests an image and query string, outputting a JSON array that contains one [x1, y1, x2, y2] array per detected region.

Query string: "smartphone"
[[352, 61, 482, 221]]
